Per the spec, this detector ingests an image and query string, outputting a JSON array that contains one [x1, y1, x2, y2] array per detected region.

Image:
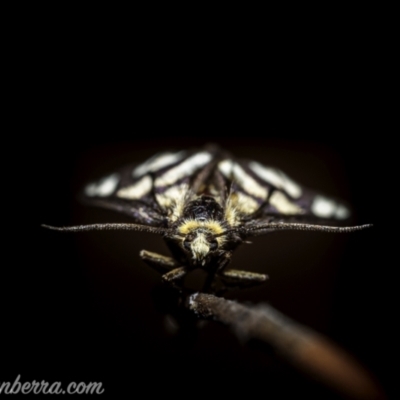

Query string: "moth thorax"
[[183, 196, 224, 221]]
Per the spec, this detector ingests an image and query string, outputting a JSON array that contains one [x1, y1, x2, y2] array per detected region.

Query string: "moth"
[[43, 144, 371, 291]]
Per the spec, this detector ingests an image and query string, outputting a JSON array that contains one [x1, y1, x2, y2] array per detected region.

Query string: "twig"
[[187, 293, 384, 400]]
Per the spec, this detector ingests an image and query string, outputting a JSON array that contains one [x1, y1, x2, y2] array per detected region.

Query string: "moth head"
[[182, 231, 219, 265], [176, 219, 225, 266]]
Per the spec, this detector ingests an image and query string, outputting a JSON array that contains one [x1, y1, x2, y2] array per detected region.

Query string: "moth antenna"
[[41, 223, 171, 236], [217, 223, 373, 237]]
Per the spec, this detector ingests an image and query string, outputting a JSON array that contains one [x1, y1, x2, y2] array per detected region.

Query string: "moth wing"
[[80, 145, 225, 226], [216, 157, 351, 226], [80, 164, 162, 226], [242, 159, 351, 223]]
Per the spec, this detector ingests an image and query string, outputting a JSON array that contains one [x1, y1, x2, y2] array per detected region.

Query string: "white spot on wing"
[[155, 152, 212, 187], [133, 151, 186, 177], [218, 159, 234, 176], [116, 175, 152, 199], [249, 162, 302, 198], [335, 204, 350, 220], [311, 195, 350, 219], [85, 173, 119, 197], [219, 160, 268, 200], [269, 191, 303, 214], [233, 163, 268, 200]]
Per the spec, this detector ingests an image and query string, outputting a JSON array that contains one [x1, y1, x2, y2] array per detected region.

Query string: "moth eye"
[[183, 240, 192, 250], [209, 240, 218, 251]]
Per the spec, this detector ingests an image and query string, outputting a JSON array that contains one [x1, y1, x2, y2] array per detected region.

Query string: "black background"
[[3, 26, 392, 399]]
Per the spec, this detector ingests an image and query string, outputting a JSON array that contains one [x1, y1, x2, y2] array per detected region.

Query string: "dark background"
[[3, 26, 392, 399]]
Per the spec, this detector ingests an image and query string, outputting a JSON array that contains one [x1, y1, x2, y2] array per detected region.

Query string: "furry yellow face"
[[177, 219, 227, 265]]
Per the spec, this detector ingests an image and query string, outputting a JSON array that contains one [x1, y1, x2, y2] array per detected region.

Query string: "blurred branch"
[[187, 293, 384, 400]]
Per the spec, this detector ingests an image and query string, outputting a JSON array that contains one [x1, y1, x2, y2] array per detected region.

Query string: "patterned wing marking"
[[132, 151, 186, 178], [268, 191, 303, 214], [249, 161, 302, 198], [85, 173, 120, 197], [248, 161, 350, 221], [81, 150, 187, 225], [154, 151, 213, 188], [218, 160, 268, 200], [218, 159, 269, 226], [311, 195, 350, 220], [116, 175, 153, 200]]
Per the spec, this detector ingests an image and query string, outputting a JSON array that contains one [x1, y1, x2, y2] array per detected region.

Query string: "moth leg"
[[200, 251, 234, 294], [218, 269, 268, 289], [140, 250, 187, 290], [161, 266, 187, 290], [139, 249, 179, 274]]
